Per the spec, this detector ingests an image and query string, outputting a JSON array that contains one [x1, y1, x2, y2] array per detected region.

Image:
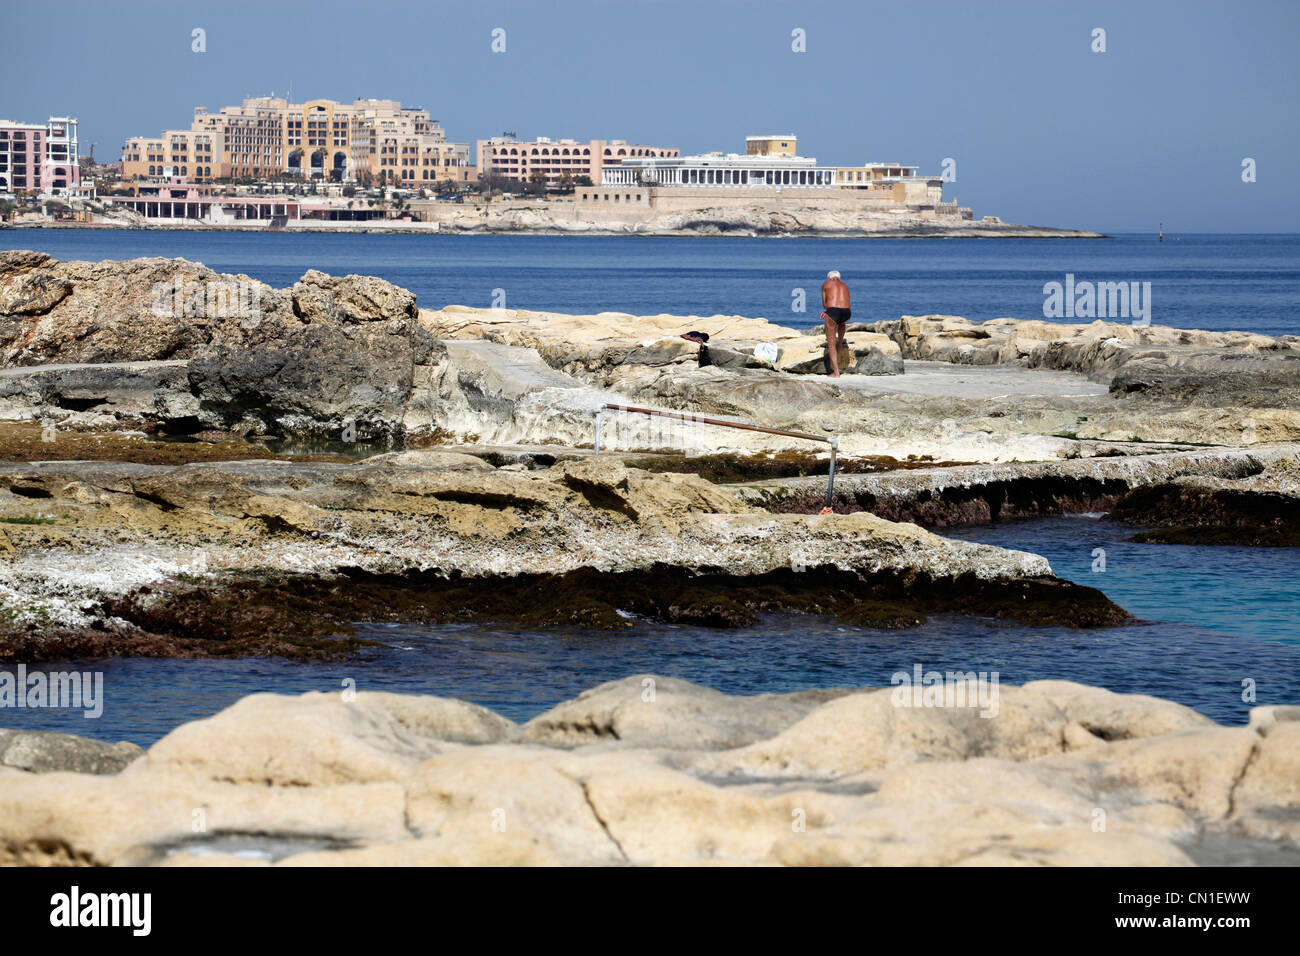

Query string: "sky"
[[2, 0, 1297, 233]]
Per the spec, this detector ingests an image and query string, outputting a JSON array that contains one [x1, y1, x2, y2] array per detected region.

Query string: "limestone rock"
[[522, 675, 851, 750], [0, 677, 1292, 866], [132, 691, 507, 786], [0, 728, 142, 775]]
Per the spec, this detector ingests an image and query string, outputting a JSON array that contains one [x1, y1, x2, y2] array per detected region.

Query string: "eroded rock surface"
[[0, 252, 431, 439], [1, 677, 1293, 866], [867, 314, 1300, 446], [0, 455, 1127, 661], [734, 444, 1300, 525], [1109, 453, 1300, 545], [5, 254, 1297, 460], [0, 728, 142, 775]]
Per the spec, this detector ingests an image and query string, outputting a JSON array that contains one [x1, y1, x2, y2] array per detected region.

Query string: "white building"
[[603, 151, 838, 188]]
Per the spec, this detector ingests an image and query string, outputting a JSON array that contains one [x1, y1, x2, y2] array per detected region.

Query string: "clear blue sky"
[[3, 0, 1297, 232]]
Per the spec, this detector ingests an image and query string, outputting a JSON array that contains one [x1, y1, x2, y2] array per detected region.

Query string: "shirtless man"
[[821, 270, 851, 377]]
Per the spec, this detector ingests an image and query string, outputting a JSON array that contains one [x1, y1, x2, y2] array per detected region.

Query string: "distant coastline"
[[3, 219, 1103, 238]]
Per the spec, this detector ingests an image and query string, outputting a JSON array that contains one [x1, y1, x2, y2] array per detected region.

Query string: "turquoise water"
[[4, 518, 1297, 745], [952, 516, 1300, 647], [3, 230, 1298, 336]]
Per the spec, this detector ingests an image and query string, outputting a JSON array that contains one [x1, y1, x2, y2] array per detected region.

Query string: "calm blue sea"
[[2, 229, 1298, 337]]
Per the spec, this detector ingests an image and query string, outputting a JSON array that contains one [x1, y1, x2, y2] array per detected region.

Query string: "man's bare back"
[[821, 271, 851, 377]]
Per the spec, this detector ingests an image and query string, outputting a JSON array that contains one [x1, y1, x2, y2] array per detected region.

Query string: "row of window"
[[145, 165, 213, 176], [490, 147, 675, 157]]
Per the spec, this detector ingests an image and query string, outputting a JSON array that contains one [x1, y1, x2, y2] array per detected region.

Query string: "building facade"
[[122, 97, 473, 185], [745, 135, 797, 157], [602, 151, 839, 188], [600, 139, 943, 205], [0, 116, 81, 196], [475, 136, 679, 189]]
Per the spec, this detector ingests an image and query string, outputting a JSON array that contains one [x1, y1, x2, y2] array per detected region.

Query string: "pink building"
[[106, 179, 302, 223], [0, 117, 82, 196]]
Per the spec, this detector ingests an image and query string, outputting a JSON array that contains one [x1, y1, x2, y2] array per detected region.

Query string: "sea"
[[2, 229, 1298, 337], [1, 229, 1297, 743]]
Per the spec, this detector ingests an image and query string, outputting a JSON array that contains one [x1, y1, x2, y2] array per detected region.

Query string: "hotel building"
[[475, 136, 679, 190], [577, 137, 956, 223], [122, 97, 473, 185], [596, 139, 943, 205], [0, 116, 82, 196], [600, 151, 838, 188]]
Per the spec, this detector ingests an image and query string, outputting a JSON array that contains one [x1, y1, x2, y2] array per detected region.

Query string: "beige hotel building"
[[122, 97, 473, 185], [476, 136, 678, 189]]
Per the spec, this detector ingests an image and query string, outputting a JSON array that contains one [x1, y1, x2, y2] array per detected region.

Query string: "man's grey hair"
[[827, 270, 841, 279]]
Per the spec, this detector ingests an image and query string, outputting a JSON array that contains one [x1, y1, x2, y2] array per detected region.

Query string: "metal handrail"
[[594, 403, 839, 508]]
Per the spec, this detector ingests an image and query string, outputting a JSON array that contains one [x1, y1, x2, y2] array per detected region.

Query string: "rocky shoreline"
[[0, 453, 1126, 661], [2, 251, 1297, 867], [1, 250, 1298, 662], [1, 676, 1296, 865], [11, 216, 1103, 239]]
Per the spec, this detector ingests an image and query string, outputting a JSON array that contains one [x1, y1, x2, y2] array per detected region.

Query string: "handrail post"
[[825, 438, 838, 509], [594, 406, 604, 455]]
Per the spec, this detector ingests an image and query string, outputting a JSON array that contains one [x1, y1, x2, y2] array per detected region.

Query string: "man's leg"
[[823, 312, 841, 377]]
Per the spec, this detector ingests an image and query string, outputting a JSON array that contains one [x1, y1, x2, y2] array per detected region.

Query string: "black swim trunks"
[[825, 306, 851, 324]]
